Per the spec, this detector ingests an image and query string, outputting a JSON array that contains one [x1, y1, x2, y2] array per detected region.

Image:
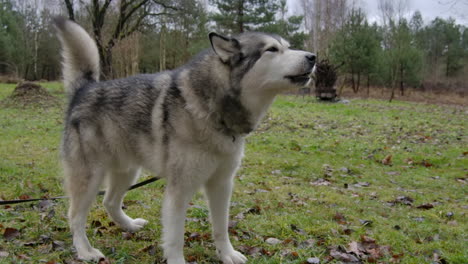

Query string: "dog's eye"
[[265, 47, 279, 53]]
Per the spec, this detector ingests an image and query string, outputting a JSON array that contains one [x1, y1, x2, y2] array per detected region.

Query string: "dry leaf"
[[382, 154, 393, 165]]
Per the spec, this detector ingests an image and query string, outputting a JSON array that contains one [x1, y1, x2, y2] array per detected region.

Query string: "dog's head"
[[209, 32, 316, 93]]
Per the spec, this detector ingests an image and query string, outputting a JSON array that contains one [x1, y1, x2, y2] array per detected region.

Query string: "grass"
[[0, 82, 466, 264]]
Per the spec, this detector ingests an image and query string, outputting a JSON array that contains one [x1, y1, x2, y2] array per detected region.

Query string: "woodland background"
[[0, 0, 467, 99]]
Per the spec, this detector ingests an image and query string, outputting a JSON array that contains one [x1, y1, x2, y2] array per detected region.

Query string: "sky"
[[288, 0, 468, 26]]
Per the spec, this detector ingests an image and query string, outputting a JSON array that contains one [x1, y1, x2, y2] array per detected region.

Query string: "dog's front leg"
[[205, 176, 247, 264], [161, 182, 194, 264]]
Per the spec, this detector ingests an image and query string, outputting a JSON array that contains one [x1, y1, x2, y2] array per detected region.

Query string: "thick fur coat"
[[54, 17, 315, 264]]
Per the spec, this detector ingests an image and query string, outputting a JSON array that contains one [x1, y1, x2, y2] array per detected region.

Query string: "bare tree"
[[378, 0, 410, 26], [300, 0, 349, 56], [63, 0, 178, 79]]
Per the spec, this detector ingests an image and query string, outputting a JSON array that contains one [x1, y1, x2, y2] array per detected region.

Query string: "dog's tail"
[[54, 16, 100, 95]]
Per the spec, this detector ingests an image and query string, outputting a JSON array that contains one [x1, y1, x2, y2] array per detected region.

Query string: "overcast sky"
[[288, 0, 468, 26]]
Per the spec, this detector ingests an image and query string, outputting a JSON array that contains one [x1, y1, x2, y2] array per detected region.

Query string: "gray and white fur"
[[54, 17, 315, 264]]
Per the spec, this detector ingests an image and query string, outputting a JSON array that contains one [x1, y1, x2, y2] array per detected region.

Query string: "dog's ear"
[[209, 32, 241, 63]]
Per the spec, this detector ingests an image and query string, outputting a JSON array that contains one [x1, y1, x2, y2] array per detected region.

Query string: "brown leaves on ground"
[[329, 235, 394, 263]]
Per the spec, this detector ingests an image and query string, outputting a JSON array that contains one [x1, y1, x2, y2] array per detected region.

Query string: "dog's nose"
[[306, 54, 316, 65]]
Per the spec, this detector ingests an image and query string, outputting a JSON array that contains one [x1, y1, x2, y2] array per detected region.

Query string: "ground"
[[0, 82, 466, 264]]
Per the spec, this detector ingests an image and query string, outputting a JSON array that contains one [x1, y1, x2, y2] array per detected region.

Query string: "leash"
[[0, 177, 160, 206]]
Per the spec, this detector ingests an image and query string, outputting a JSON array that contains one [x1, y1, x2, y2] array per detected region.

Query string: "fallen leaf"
[[390, 253, 404, 263], [359, 219, 373, 227], [307, 257, 320, 264], [97, 258, 111, 264], [330, 246, 360, 262], [456, 178, 466, 184], [290, 224, 307, 235], [333, 212, 347, 224], [419, 160, 433, 167], [388, 196, 414, 206], [238, 245, 263, 256], [139, 244, 157, 256], [322, 164, 334, 177], [265, 237, 282, 245], [122, 232, 134, 240], [382, 154, 393, 165], [354, 182, 370, 187], [0, 251, 9, 257], [17, 254, 31, 260], [310, 178, 331, 186], [37, 200, 54, 212], [3, 227, 20, 240], [52, 240, 65, 251], [19, 194, 31, 200], [416, 203, 434, 210], [298, 239, 316, 249]]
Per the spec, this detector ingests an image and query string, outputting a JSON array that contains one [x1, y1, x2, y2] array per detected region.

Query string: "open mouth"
[[286, 72, 312, 85]]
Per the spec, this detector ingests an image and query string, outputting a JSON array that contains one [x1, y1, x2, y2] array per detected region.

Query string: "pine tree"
[[210, 0, 280, 34]]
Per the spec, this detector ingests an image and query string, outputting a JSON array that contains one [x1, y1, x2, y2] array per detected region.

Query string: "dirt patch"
[[1, 82, 59, 108]]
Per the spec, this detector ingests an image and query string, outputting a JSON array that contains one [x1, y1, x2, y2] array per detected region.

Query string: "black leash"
[[0, 177, 160, 206]]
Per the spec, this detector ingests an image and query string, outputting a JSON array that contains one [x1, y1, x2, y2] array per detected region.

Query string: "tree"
[[423, 17, 466, 79], [385, 18, 423, 101], [0, 0, 24, 76], [256, 0, 306, 49], [63, 0, 179, 79], [300, 0, 349, 56], [329, 8, 381, 93], [210, 0, 280, 34]]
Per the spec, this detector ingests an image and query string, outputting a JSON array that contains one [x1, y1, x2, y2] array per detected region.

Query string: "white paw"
[[77, 247, 105, 261], [219, 250, 247, 264], [166, 257, 186, 264], [123, 218, 148, 232]]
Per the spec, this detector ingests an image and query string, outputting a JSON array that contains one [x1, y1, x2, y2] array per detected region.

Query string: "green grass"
[[0, 83, 466, 264]]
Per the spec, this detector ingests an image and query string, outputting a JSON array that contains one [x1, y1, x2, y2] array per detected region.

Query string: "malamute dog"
[[54, 17, 315, 264]]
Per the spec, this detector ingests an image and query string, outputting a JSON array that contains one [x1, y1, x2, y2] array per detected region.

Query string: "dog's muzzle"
[[286, 53, 316, 86], [286, 53, 317, 86]]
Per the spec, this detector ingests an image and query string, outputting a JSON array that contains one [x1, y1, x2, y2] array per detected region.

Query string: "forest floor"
[[0, 82, 467, 264]]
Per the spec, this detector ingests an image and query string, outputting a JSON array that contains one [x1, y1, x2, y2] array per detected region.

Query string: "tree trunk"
[[102, 47, 113, 79], [64, 0, 75, 21], [160, 24, 166, 71], [389, 84, 396, 102], [400, 65, 404, 96], [366, 74, 370, 97], [238, 0, 244, 33], [356, 72, 361, 93]]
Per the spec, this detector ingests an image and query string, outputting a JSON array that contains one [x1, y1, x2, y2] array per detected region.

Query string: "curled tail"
[[54, 17, 99, 95]]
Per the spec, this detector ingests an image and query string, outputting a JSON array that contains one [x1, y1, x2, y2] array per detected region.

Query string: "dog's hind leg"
[[64, 161, 106, 261], [103, 167, 148, 232]]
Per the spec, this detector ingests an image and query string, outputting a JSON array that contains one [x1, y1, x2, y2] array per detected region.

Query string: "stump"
[[315, 59, 338, 101]]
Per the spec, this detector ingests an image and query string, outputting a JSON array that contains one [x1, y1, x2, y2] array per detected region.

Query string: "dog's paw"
[[219, 250, 247, 264], [166, 257, 186, 264], [77, 247, 105, 261], [123, 218, 148, 232]]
